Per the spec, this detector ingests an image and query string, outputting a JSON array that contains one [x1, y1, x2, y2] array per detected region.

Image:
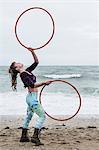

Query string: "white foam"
[[0, 91, 27, 115], [0, 92, 99, 116], [43, 74, 81, 79]]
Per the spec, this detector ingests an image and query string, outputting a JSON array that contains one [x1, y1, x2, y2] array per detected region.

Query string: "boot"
[[20, 128, 30, 142], [31, 128, 44, 146]]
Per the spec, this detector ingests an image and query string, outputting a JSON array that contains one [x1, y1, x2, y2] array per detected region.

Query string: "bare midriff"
[[28, 87, 38, 93]]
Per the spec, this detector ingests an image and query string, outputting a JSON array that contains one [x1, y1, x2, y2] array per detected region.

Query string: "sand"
[[0, 115, 99, 150]]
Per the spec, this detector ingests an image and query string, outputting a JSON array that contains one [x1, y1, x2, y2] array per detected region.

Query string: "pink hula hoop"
[[39, 80, 82, 121], [15, 7, 55, 50]]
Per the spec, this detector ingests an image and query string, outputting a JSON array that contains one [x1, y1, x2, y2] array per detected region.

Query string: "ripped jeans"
[[23, 92, 46, 129]]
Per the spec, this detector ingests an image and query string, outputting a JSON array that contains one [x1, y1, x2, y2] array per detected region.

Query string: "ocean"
[[0, 66, 99, 117]]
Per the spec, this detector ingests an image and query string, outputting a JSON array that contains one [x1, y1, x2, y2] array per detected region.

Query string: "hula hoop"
[[39, 80, 82, 121], [15, 7, 55, 50]]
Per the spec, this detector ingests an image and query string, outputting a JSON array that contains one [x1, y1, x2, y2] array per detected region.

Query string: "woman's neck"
[[19, 68, 25, 74]]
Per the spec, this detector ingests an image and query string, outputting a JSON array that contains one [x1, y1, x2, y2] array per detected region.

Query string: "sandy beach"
[[0, 115, 99, 150]]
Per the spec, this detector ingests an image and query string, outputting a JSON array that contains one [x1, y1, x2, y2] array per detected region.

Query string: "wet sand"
[[0, 115, 99, 150]]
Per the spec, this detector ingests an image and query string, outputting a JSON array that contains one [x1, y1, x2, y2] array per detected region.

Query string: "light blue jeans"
[[23, 92, 46, 129]]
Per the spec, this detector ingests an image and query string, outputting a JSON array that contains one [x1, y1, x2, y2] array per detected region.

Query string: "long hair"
[[9, 62, 19, 91]]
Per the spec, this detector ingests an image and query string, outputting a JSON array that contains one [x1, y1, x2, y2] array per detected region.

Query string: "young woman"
[[9, 48, 51, 146]]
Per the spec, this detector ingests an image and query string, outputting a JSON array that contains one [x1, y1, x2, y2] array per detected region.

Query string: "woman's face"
[[14, 62, 23, 70]]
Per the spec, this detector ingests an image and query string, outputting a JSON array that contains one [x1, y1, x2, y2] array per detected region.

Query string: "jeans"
[[23, 92, 46, 129]]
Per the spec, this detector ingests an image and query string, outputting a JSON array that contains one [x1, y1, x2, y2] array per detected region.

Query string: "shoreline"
[[0, 114, 99, 129]]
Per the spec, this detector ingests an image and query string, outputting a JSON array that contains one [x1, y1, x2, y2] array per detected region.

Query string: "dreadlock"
[[9, 62, 19, 91]]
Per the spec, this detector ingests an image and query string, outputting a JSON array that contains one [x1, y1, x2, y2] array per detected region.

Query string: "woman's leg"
[[31, 103, 46, 145], [23, 106, 34, 129], [32, 103, 46, 129], [29, 92, 46, 129], [20, 106, 33, 142], [26, 92, 46, 145]]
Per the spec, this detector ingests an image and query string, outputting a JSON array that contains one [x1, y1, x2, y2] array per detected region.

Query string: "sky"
[[0, 0, 99, 66]]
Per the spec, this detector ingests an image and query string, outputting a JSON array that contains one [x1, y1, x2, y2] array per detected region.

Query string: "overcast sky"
[[0, 0, 99, 66]]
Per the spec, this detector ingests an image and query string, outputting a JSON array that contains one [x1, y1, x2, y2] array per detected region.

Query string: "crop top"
[[20, 62, 38, 88]]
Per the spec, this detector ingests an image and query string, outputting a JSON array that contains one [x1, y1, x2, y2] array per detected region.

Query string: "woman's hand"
[[45, 80, 52, 85], [27, 47, 35, 52], [27, 47, 39, 64]]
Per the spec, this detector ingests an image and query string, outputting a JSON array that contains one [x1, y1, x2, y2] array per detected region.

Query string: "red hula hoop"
[[15, 7, 55, 50], [39, 80, 82, 121]]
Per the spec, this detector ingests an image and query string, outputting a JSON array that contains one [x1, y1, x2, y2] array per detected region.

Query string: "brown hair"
[[9, 62, 19, 91]]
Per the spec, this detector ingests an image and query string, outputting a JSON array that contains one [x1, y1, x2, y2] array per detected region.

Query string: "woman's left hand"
[[27, 47, 35, 52], [45, 81, 52, 85]]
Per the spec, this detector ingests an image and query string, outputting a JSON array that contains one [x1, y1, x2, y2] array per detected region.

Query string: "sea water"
[[0, 66, 99, 116]]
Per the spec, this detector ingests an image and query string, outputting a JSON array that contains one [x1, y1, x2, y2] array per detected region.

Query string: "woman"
[[9, 48, 51, 146]]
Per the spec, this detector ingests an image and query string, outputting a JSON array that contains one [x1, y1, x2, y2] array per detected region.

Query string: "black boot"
[[20, 128, 30, 142], [31, 128, 44, 146]]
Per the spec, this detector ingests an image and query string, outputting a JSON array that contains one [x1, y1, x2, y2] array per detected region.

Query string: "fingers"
[[45, 80, 52, 85], [27, 47, 35, 52]]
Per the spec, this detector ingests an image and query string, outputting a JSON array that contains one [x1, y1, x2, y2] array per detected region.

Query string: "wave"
[[43, 74, 82, 79], [82, 87, 99, 96], [0, 91, 99, 115]]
